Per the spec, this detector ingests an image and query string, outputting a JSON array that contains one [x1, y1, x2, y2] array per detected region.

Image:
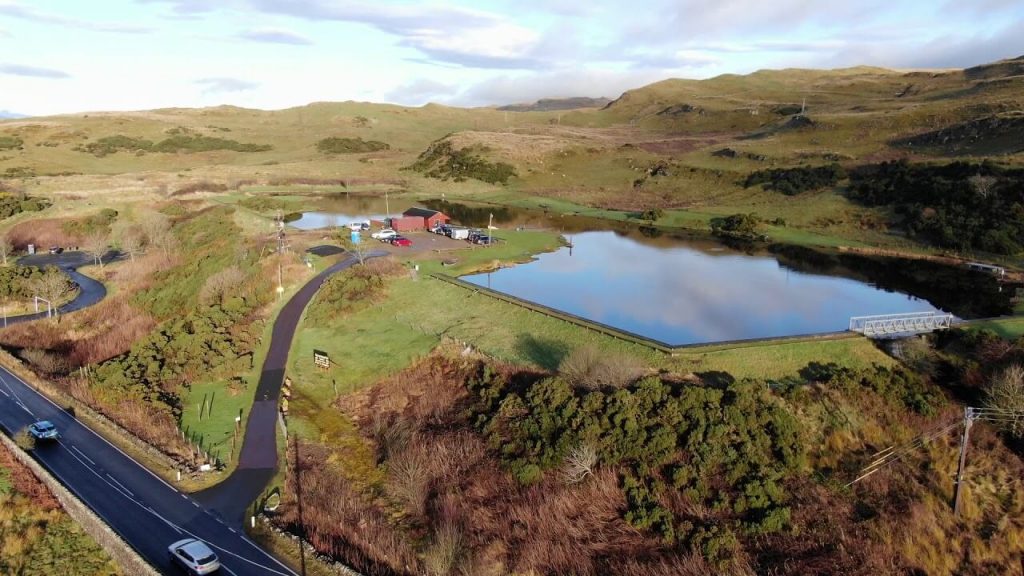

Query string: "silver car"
[[168, 538, 221, 574]]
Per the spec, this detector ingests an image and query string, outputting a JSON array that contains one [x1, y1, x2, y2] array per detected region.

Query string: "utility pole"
[[953, 407, 974, 516], [276, 213, 285, 298]]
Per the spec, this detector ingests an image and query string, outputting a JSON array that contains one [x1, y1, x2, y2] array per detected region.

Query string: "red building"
[[388, 216, 426, 232], [402, 207, 450, 229]]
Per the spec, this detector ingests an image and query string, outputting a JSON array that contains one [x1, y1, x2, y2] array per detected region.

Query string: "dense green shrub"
[[469, 367, 806, 559], [0, 266, 69, 299], [799, 362, 941, 416], [77, 133, 271, 156], [0, 136, 23, 150], [306, 265, 387, 326], [848, 160, 1024, 254], [744, 163, 846, 195], [151, 134, 271, 153], [133, 206, 268, 319], [408, 139, 516, 184], [61, 208, 117, 238], [316, 137, 390, 154], [639, 208, 665, 221], [709, 213, 763, 240], [0, 194, 49, 220], [91, 300, 258, 412], [77, 135, 153, 157]]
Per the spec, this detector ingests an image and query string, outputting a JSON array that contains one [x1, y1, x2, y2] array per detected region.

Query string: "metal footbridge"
[[849, 311, 955, 338]]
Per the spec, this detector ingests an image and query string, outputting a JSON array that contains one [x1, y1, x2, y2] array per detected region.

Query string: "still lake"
[[463, 230, 941, 346]]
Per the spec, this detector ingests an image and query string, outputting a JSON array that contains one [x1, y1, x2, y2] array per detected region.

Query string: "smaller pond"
[[463, 231, 944, 346], [287, 196, 394, 230]]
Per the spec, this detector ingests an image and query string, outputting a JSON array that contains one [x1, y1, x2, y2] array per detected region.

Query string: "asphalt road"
[[196, 251, 387, 524], [6, 251, 111, 325], [0, 363, 298, 575], [0, 249, 385, 573]]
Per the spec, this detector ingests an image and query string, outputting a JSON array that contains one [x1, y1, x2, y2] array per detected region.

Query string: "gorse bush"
[[0, 266, 70, 299], [409, 139, 516, 184], [849, 160, 1024, 254], [91, 300, 259, 414], [77, 135, 153, 157], [797, 362, 941, 416], [316, 137, 390, 154], [0, 136, 23, 150], [61, 208, 117, 238], [469, 367, 806, 563], [0, 193, 49, 220], [77, 133, 272, 156], [709, 213, 763, 239], [150, 134, 271, 153], [744, 163, 846, 195]]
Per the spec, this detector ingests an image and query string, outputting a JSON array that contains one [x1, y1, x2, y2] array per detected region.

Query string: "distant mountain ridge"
[[0, 111, 27, 119], [498, 97, 612, 112]]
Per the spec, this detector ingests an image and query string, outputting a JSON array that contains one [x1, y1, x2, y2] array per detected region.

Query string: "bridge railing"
[[850, 312, 955, 338]]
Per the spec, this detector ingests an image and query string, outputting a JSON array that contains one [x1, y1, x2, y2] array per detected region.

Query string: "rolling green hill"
[[1, 56, 1022, 257]]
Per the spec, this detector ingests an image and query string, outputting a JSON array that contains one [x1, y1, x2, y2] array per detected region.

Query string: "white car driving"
[[168, 538, 221, 574]]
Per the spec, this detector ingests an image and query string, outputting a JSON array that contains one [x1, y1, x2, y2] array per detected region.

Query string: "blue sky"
[[1, 0, 1023, 115]]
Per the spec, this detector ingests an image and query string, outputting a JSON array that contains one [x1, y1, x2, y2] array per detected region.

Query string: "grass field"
[[287, 264, 895, 421], [966, 316, 1024, 340]]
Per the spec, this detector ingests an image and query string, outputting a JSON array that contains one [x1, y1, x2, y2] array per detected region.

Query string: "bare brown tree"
[[985, 363, 1024, 438], [338, 231, 371, 265], [144, 214, 177, 258], [969, 174, 997, 199], [118, 226, 145, 262], [199, 265, 246, 305], [28, 267, 72, 316], [81, 230, 109, 268], [562, 443, 598, 484], [0, 235, 12, 266]]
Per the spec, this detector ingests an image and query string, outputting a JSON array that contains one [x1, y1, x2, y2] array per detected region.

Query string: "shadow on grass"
[[516, 333, 571, 370]]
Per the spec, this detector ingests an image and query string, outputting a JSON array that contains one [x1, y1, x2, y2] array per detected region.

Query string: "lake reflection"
[[463, 231, 940, 345], [288, 196, 394, 230]]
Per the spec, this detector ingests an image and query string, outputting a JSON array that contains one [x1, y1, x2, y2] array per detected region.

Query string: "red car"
[[391, 237, 412, 247]]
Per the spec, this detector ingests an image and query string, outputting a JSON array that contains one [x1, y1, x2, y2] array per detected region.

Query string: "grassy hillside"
[[2, 57, 1022, 262]]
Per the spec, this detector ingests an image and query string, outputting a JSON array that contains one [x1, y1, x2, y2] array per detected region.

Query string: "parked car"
[[474, 235, 493, 245], [391, 237, 413, 247], [346, 221, 371, 231], [28, 420, 59, 441], [433, 224, 451, 235], [48, 246, 63, 255], [168, 538, 221, 575], [371, 229, 397, 241]]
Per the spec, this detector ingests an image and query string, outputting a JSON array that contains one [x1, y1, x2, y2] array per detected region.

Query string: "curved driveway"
[[7, 251, 111, 325], [196, 250, 387, 525]]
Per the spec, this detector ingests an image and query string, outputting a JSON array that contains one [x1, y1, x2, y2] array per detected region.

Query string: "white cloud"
[[195, 77, 259, 94], [0, 1, 152, 33], [238, 27, 312, 45], [146, 0, 542, 68], [383, 78, 459, 105], [0, 63, 70, 78]]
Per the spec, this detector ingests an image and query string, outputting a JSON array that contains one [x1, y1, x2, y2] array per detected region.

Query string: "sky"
[[1, 0, 1023, 116]]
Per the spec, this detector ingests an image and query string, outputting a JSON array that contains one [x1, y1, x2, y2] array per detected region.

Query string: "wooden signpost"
[[313, 349, 331, 370]]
